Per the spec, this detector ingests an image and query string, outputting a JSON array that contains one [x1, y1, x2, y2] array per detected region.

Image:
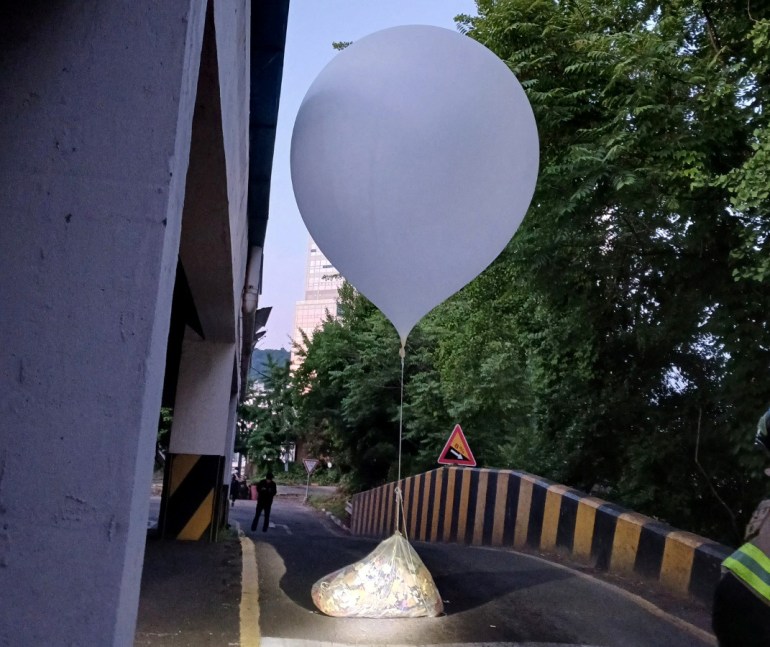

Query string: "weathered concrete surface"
[[0, 0, 253, 643], [169, 338, 236, 456]]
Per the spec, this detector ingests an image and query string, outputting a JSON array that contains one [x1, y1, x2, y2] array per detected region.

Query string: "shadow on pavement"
[[265, 532, 574, 616], [135, 535, 241, 646]]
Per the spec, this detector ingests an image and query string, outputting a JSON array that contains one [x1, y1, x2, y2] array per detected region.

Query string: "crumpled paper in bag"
[[311, 532, 443, 618]]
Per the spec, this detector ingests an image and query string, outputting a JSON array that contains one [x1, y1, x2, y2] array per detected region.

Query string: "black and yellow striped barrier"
[[159, 453, 225, 541], [351, 467, 730, 603]]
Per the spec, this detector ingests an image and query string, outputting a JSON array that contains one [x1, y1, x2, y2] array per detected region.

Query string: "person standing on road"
[[230, 472, 241, 507], [712, 408, 770, 646], [251, 471, 277, 532]]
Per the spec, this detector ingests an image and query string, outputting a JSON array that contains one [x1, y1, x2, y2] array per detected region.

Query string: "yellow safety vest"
[[723, 543, 770, 604]]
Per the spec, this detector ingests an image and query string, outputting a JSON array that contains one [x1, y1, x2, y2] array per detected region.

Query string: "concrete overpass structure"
[[0, 1, 289, 644]]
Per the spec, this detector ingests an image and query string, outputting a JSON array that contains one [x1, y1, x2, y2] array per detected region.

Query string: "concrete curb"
[[323, 509, 351, 533], [239, 533, 260, 647]]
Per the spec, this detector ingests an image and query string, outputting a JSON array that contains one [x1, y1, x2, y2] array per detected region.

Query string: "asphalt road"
[[228, 493, 715, 647]]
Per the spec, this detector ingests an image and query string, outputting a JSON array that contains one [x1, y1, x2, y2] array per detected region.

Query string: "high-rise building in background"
[[291, 238, 344, 367]]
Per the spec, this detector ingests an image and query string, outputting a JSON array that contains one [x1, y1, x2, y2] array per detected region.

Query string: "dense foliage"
[[244, 0, 769, 545], [239, 356, 296, 474]]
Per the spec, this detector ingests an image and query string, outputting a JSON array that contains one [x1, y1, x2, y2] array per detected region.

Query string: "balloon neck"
[[399, 344, 406, 360]]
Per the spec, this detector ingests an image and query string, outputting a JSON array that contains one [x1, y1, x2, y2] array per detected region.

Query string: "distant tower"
[[291, 238, 344, 367]]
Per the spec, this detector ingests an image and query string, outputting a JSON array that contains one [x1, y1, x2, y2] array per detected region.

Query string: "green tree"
[[452, 0, 770, 542], [286, 0, 770, 545], [240, 356, 295, 473], [293, 284, 406, 490]]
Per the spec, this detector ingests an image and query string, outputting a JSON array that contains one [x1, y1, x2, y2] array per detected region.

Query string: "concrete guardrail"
[[350, 466, 730, 604]]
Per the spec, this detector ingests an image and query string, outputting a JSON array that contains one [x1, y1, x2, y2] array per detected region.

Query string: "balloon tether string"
[[395, 342, 405, 534], [393, 342, 431, 614]]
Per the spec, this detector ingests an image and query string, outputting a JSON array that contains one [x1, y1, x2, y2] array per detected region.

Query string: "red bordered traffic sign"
[[303, 458, 319, 474], [437, 424, 476, 466]]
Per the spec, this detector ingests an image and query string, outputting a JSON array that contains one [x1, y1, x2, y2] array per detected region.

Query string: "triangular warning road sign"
[[437, 424, 476, 466], [303, 458, 319, 474]]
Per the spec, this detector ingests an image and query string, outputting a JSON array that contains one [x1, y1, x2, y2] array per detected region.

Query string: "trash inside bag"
[[311, 531, 443, 618]]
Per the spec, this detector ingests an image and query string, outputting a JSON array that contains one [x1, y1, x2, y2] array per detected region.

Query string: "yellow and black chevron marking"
[[350, 466, 731, 604], [161, 453, 224, 541]]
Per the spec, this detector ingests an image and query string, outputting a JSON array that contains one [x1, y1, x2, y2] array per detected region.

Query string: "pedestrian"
[[712, 408, 770, 646], [230, 472, 241, 507], [251, 471, 277, 532]]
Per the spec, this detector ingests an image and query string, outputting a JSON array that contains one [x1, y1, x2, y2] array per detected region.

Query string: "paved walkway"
[[134, 533, 242, 646], [135, 488, 338, 646]]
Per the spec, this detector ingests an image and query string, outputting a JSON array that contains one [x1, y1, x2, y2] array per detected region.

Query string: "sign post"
[[303, 458, 319, 501], [280, 442, 296, 472], [437, 424, 476, 467]]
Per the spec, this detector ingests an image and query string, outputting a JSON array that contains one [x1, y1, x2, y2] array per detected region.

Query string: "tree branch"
[[694, 407, 740, 540], [701, 4, 723, 56]]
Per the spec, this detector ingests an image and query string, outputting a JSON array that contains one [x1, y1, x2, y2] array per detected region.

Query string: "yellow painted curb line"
[[240, 534, 261, 646]]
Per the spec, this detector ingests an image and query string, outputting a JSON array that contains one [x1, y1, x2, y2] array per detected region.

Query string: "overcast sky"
[[259, 0, 478, 350]]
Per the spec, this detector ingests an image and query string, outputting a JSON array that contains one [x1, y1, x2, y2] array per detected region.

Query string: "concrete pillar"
[[222, 393, 240, 525], [225, 393, 240, 478], [157, 0, 251, 541], [160, 336, 235, 539], [0, 1, 208, 645], [170, 338, 237, 458]]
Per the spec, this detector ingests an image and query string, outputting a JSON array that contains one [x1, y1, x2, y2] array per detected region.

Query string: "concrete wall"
[[351, 467, 730, 604], [169, 337, 235, 456], [176, 0, 251, 348], [0, 0, 254, 643], [213, 0, 251, 326]]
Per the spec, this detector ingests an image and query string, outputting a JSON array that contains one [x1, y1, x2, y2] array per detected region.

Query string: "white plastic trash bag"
[[311, 532, 443, 618]]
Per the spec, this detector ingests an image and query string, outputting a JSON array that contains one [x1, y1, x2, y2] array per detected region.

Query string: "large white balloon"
[[291, 25, 539, 346]]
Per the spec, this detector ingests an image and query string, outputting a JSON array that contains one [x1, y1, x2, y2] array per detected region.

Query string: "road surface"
[[225, 492, 715, 647]]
